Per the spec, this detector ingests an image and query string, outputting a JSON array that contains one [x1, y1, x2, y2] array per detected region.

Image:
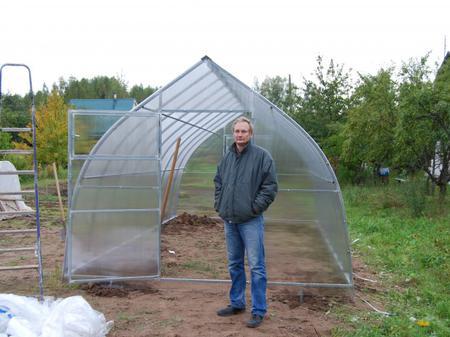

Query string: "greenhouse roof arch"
[[65, 56, 352, 289]]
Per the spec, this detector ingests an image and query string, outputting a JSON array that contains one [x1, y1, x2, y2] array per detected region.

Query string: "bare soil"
[[0, 198, 384, 337]]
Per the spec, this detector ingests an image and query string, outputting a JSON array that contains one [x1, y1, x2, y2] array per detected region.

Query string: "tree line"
[[256, 53, 449, 198], [0, 76, 157, 171], [0, 55, 448, 197]]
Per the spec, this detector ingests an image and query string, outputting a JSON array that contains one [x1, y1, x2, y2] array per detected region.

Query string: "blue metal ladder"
[[0, 63, 44, 301]]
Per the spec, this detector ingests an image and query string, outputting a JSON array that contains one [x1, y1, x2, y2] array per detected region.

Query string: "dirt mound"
[[81, 282, 159, 298], [163, 212, 221, 235]]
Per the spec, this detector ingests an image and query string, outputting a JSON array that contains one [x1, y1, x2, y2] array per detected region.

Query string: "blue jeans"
[[224, 215, 267, 316]]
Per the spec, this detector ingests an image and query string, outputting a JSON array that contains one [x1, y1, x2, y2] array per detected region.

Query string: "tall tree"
[[129, 84, 158, 103], [255, 76, 297, 113], [16, 89, 68, 167], [395, 54, 450, 198], [296, 56, 354, 165], [342, 68, 397, 179]]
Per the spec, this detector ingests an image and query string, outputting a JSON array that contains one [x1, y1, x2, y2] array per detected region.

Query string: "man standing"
[[214, 116, 278, 328]]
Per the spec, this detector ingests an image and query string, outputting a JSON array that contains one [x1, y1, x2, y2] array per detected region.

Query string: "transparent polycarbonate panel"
[[69, 159, 85, 202], [161, 62, 211, 108], [69, 210, 159, 279], [73, 187, 159, 210], [91, 115, 159, 157], [265, 219, 348, 284], [73, 114, 121, 155], [77, 159, 160, 187], [264, 190, 350, 284], [314, 191, 352, 281]]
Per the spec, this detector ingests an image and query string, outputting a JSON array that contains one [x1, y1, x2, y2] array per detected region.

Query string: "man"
[[214, 116, 278, 328]]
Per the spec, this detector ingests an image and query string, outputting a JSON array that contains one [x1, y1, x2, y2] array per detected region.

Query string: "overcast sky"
[[1, 0, 449, 95]]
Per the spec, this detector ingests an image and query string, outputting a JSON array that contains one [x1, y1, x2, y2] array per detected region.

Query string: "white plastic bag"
[[0, 294, 113, 337], [6, 317, 38, 337], [0, 294, 51, 336], [42, 296, 113, 337]]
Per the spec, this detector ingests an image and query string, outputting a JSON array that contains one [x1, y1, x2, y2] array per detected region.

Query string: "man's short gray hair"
[[232, 116, 253, 133]]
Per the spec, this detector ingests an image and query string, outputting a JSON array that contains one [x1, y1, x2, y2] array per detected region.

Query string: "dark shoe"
[[246, 314, 264, 328], [217, 305, 246, 317]]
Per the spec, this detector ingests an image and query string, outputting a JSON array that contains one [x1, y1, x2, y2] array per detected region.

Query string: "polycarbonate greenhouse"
[[64, 56, 352, 289]]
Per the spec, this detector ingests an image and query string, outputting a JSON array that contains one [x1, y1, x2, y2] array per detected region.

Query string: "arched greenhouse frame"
[[64, 56, 352, 290]]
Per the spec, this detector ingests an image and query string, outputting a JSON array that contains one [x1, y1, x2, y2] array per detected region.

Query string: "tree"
[[395, 54, 450, 198], [15, 89, 68, 167], [342, 68, 397, 180], [255, 76, 297, 113], [59, 76, 129, 102], [129, 84, 158, 103], [296, 56, 354, 167]]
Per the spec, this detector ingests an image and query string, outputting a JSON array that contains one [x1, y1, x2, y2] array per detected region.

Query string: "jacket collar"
[[229, 140, 253, 155]]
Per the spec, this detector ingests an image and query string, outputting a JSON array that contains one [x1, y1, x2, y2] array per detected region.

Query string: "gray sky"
[[1, 0, 449, 95]]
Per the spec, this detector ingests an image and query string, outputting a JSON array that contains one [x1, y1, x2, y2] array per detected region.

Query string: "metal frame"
[[66, 56, 353, 289]]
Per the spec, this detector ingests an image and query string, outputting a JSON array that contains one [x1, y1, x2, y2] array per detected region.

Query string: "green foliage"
[[0, 94, 31, 142], [255, 75, 297, 113], [296, 56, 354, 150], [16, 89, 68, 167], [394, 54, 450, 197], [342, 68, 397, 178], [58, 75, 129, 101], [129, 84, 158, 103]]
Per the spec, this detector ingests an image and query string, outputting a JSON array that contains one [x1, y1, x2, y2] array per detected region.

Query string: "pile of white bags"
[[0, 294, 113, 337]]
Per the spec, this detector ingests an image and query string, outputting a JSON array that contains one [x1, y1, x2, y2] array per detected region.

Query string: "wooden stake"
[[52, 162, 65, 221], [161, 137, 181, 221]]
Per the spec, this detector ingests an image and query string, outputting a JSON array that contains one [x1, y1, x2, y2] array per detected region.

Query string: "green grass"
[[334, 184, 450, 337]]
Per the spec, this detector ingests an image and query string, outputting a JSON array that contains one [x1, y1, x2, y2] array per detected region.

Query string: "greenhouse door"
[[66, 109, 161, 282]]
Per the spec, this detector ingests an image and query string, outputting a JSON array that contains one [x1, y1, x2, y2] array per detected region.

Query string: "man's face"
[[233, 121, 252, 147]]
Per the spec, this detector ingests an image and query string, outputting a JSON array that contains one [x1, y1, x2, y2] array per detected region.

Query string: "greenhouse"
[[64, 56, 352, 289]]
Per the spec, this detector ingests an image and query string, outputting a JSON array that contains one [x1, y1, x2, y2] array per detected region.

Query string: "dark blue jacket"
[[214, 142, 278, 223]]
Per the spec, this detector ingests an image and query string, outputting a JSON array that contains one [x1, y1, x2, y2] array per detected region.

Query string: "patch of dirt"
[[81, 283, 160, 298], [163, 212, 221, 233], [0, 196, 383, 337]]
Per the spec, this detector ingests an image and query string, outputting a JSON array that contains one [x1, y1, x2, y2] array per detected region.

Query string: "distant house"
[[429, 52, 449, 181], [69, 97, 136, 138]]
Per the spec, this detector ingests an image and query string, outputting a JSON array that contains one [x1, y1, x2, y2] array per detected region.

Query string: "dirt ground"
[[0, 194, 384, 337]]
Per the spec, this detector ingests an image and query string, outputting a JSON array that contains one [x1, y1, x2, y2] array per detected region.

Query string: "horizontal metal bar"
[[0, 229, 36, 234], [278, 188, 338, 193], [69, 274, 160, 284], [161, 109, 248, 113], [70, 208, 159, 214], [0, 190, 34, 195], [0, 170, 34, 175], [72, 154, 159, 161], [159, 277, 352, 288], [0, 265, 38, 271], [0, 149, 33, 155], [0, 247, 35, 253], [70, 110, 156, 117], [0, 127, 32, 132], [78, 185, 159, 190], [0, 211, 35, 216]]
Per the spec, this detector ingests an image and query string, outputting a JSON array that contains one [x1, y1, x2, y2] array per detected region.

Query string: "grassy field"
[[334, 183, 450, 337]]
